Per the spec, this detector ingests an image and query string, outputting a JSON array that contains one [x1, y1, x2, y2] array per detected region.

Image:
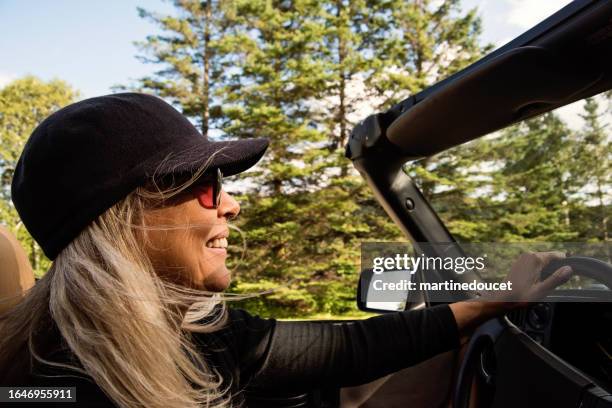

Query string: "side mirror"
[[357, 268, 416, 313]]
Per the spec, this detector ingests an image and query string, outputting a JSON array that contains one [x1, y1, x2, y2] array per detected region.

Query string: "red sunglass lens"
[[193, 185, 216, 209]]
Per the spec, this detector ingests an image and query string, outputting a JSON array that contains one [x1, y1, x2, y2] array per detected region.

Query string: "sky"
[[0, 0, 573, 95], [1, 0, 605, 131], [0, 0, 175, 97]]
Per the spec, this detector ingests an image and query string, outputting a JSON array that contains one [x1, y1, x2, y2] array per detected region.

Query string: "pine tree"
[[573, 97, 611, 242], [220, 0, 348, 316], [131, 0, 240, 136], [367, 0, 491, 108], [129, 0, 492, 316], [317, 0, 380, 153], [221, 0, 329, 192], [485, 113, 577, 242], [223, 0, 492, 314]]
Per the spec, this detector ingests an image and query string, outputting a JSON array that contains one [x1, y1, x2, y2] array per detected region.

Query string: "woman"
[[0, 93, 572, 407]]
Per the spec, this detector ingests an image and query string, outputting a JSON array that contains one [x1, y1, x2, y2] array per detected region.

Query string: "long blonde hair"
[[0, 157, 244, 407]]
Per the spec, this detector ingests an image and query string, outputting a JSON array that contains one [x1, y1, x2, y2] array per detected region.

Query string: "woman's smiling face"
[[143, 186, 240, 291]]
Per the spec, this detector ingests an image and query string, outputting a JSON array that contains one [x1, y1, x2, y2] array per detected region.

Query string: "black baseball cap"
[[11, 92, 268, 260]]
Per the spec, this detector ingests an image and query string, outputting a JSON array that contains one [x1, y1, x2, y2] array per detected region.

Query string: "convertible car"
[[342, 0, 612, 407], [1, 0, 610, 407]]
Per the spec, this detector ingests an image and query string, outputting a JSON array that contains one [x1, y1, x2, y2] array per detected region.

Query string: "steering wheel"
[[539, 256, 612, 289], [452, 256, 612, 408]]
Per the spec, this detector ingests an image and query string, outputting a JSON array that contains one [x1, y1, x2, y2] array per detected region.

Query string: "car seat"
[[0, 225, 35, 314]]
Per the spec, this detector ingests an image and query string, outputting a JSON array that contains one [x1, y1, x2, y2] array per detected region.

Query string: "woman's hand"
[[500, 251, 573, 305], [450, 251, 573, 344]]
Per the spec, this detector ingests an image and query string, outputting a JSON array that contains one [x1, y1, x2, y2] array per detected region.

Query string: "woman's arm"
[[238, 251, 572, 393], [245, 303, 460, 392]]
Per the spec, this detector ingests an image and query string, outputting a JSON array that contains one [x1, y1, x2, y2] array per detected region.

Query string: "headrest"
[[0, 225, 35, 314]]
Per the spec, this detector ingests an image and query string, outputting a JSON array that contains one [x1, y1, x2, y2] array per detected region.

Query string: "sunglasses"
[[191, 168, 223, 209]]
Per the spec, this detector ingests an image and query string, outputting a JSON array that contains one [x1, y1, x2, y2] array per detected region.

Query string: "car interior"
[[345, 0, 612, 407], [1, 0, 611, 407]]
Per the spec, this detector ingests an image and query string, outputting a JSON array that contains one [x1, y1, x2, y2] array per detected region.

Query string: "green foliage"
[[416, 103, 611, 245], [124, 0, 498, 317], [365, 0, 493, 108], [573, 98, 611, 242], [0, 76, 79, 275], [125, 0, 244, 135]]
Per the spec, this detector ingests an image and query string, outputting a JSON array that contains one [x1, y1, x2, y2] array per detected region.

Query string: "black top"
[[4, 305, 459, 407]]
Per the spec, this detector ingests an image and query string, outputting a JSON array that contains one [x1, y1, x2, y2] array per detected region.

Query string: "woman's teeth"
[[206, 238, 228, 249]]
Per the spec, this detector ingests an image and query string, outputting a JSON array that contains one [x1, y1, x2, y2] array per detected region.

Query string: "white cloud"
[[0, 72, 17, 88], [507, 0, 571, 29]]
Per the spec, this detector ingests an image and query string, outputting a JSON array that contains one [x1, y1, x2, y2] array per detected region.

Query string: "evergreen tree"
[[572, 97, 611, 242], [225, 0, 490, 315], [131, 0, 240, 136], [221, 0, 329, 192], [477, 113, 577, 242], [409, 138, 500, 242], [367, 0, 491, 108], [221, 0, 354, 316], [130, 0, 492, 316], [0, 76, 79, 274], [318, 0, 386, 154], [419, 95, 611, 245]]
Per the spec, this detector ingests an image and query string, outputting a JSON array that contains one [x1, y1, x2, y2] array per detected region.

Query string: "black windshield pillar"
[[346, 113, 475, 297]]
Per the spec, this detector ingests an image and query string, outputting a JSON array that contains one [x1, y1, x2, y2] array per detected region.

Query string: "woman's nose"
[[218, 190, 240, 219]]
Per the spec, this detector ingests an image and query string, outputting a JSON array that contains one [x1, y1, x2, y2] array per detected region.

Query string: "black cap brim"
[[148, 137, 269, 180]]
